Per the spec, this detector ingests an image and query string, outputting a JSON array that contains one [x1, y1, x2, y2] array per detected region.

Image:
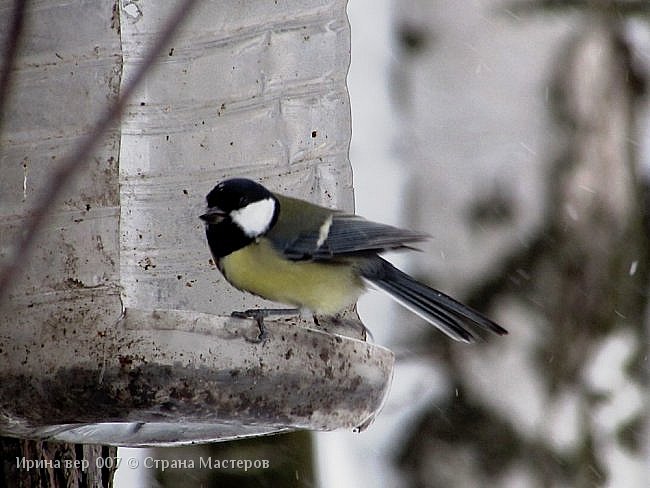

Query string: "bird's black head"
[[204, 178, 274, 214], [200, 178, 279, 258]]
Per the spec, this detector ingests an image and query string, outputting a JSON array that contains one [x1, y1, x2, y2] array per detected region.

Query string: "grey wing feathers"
[[281, 214, 428, 260]]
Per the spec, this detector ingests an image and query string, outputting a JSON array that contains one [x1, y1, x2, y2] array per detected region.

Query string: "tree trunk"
[[0, 438, 117, 488]]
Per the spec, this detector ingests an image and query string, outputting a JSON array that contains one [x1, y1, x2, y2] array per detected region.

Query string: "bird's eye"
[[238, 197, 248, 206]]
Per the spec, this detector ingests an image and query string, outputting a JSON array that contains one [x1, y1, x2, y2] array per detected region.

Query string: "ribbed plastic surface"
[[0, 0, 393, 446]]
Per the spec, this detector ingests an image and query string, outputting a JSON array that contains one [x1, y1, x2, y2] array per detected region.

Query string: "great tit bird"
[[200, 178, 507, 343]]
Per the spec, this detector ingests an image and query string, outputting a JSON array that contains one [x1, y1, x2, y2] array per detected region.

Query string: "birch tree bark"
[[396, 10, 649, 488]]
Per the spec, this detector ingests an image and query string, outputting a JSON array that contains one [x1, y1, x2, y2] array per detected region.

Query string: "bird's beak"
[[199, 207, 226, 224]]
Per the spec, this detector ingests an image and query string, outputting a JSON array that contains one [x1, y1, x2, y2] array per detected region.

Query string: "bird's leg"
[[231, 308, 301, 342]]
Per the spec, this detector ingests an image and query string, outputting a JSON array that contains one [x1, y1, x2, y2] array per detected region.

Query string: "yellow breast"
[[219, 239, 365, 314]]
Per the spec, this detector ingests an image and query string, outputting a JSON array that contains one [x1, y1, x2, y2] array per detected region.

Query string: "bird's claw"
[[231, 309, 268, 343]]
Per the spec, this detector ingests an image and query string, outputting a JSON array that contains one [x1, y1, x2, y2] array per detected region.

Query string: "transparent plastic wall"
[[0, 0, 393, 446], [118, 1, 356, 315]]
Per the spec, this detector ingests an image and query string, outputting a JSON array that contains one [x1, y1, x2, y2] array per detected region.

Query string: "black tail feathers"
[[362, 258, 507, 343]]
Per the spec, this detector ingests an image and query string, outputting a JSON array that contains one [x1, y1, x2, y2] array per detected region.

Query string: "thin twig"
[[0, 0, 198, 303]]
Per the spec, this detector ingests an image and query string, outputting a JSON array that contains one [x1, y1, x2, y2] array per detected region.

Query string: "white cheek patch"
[[231, 197, 276, 237]]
